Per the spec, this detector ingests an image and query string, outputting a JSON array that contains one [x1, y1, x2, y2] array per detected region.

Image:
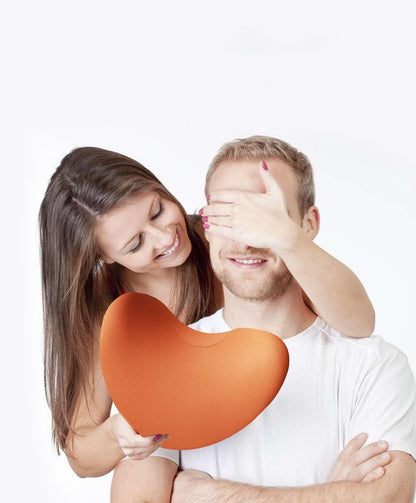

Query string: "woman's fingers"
[[258, 161, 285, 196], [201, 202, 233, 217], [204, 215, 233, 228], [125, 432, 169, 448], [206, 161, 285, 203], [207, 190, 242, 204], [120, 433, 170, 459], [202, 222, 236, 240], [113, 414, 170, 459]]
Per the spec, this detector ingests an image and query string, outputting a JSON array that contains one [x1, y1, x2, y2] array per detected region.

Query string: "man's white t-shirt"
[[152, 309, 416, 486]]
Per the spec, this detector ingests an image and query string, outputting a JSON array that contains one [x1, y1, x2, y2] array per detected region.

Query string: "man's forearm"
[[173, 453, 414, 503], [175, 477, 387, 503]]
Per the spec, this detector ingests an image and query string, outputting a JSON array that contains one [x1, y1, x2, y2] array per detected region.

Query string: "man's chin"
[[219, 271, 293, 302]]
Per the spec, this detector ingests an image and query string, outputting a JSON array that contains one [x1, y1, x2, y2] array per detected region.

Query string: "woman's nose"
[[149, 226, 174, 251]]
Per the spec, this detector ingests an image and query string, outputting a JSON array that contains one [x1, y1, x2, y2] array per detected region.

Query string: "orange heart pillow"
[[100, 293, 289, 450]]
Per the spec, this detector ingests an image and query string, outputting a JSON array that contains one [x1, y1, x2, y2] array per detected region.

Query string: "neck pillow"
[[100, 293, 289, 450]]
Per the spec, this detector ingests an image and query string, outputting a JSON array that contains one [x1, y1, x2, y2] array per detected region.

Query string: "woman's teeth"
[[160, 234, 179, 256]]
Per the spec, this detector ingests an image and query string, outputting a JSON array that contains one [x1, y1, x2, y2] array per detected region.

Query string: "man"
[[170, 136, 416, 502]]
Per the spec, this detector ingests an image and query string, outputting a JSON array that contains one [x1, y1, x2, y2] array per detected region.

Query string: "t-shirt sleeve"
[[346, 349, 416, 460], [150, 447, 180, 465]]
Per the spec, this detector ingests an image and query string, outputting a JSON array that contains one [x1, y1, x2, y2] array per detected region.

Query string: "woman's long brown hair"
[[39, 147, 215, 453]]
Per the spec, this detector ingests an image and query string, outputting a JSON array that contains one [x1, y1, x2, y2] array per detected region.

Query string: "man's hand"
[[171, 469, 213, 503], [328, 433, 392, 483]]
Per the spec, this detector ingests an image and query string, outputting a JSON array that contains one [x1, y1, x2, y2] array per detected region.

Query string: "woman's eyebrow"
[[118, 196, 158, 253]]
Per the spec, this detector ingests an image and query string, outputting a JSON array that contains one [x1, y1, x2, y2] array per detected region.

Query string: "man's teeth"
[[160, 234, 179, 256], [234, 259, 264, 264]]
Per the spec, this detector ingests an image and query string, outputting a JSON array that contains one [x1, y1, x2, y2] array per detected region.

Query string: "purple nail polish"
[[207, 194, 211, 201], [153, 434, 162, 442], [203, 223, 210, 229], [261, 160, 268, 170], [202, 216, 208, 223], [198, 208, 204, 215]]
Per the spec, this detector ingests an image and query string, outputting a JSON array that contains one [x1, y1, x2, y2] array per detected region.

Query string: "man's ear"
[[302, 206, 320, 239]]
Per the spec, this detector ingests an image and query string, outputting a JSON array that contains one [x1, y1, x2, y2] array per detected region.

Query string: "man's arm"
[[172, 451, 415, 503]]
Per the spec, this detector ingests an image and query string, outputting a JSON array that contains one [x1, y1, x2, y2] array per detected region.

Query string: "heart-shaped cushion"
[[100, 293, 289, 450]]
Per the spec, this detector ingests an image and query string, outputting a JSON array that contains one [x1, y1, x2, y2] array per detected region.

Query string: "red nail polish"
[[203, 223, 210, 229], [261, 160, 268, 170], [198, 208, 204, 215], [153, 434, 162, 442], [202, 216, 208, 223]]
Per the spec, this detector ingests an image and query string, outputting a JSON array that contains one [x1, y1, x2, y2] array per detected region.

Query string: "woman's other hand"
[[111, 413, 170, 460]]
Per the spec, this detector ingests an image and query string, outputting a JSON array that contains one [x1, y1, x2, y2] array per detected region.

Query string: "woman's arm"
[[65, 349, 124, 477], [276, 221, 375, 338], [111, 456, 178, 503], [66, 347, 168, 478], [200, 163, 375, 337]]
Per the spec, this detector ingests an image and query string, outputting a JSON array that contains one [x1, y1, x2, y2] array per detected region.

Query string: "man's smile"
[[228, 256, 269, 269]]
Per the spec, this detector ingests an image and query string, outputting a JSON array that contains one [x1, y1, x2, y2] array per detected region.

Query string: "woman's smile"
[[155, 228, 181, 260]]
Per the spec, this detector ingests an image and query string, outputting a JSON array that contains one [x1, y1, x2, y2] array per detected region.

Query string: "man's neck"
[[222, 281, 317, 339]]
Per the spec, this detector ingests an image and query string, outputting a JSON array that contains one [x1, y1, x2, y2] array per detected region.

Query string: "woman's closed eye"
[[151, 202, 164, 220], [129, 203, 164, 254], [129, 237, 142, 254]]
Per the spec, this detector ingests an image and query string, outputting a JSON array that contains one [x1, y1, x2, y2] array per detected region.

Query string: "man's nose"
[[228, 240, 251, 252], [227, 240, 265, 255]]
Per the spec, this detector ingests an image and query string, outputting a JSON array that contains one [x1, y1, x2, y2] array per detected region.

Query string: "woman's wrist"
[[269, 218, 307, 256]]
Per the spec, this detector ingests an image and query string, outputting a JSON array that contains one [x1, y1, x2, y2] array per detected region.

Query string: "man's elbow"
[[390, 474, 416, 503], [378, 485, 414, 503], [372, 452, 416, 503]]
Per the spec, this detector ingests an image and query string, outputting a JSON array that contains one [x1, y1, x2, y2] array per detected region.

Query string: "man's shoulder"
[[319, 319, 409, 369]]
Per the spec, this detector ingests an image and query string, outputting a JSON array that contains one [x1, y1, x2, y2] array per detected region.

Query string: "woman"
[[39, 146, 375, 501]]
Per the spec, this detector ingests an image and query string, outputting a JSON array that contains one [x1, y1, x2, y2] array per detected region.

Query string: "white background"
[[1, 0, 415, 501]]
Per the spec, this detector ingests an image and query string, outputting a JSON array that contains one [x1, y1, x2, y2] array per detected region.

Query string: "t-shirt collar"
[[215, 308, 325, 345]]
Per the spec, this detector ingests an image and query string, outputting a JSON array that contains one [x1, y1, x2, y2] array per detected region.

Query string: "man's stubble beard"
[[214, 264, 294, 302]]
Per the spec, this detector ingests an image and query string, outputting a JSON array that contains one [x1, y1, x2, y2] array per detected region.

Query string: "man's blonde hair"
[[205, 135, 315, 216]]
